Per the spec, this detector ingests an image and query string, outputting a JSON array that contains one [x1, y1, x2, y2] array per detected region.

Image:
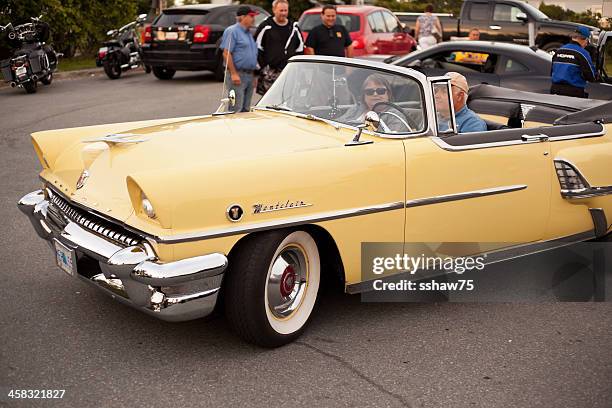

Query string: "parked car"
[[18, 48, 612, 347], [141, 4, 269, 81], [395, 0, 599, 52], [299, 5, 416, 56], [388, 40, 612, 100]]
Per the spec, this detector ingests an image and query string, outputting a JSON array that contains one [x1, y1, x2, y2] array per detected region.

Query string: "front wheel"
[[41, 73, 53, 85], [152, 66, 176, 80], [103, 58, 122, 79], [23, 80, 37, 93], [224, 229, 321, 347]]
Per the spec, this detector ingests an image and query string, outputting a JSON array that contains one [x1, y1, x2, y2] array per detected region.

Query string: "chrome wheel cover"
[[266, 244, 308, 319]]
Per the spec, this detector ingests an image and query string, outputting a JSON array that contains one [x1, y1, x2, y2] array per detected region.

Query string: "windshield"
[[257, 61, 426, 134], [521, 3, 550, 20]]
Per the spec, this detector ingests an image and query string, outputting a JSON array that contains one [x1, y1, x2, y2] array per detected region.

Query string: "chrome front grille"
[[48, 189, 141, 247]]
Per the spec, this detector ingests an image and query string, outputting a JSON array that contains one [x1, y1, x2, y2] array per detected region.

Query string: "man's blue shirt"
[[551, 42, 596, 89], [220, 23, 258, 70], [455, 105, 487, 133]]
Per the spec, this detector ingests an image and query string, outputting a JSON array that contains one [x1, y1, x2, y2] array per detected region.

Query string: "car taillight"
[[144, 25, 152, 43], [351, 36, 365, 50], [193, 25, 210, 43], [98, 51, 106, 58]]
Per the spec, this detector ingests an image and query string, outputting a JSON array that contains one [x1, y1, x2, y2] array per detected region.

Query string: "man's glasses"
[[364, 87, 388, 96]]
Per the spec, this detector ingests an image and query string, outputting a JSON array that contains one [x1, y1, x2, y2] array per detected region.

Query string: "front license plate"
[[54, 239, 76, 277], [166, 31, 178, 40], [16, 66, 26, 75]]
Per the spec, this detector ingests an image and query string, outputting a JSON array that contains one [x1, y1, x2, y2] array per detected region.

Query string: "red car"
[[299, 6, 416, 57]]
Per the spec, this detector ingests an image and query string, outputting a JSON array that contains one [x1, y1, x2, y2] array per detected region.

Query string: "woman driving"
[[338, 73, 412, 133]]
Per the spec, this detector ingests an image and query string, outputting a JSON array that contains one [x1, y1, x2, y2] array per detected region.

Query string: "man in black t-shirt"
[[304, 5, 353, 58]]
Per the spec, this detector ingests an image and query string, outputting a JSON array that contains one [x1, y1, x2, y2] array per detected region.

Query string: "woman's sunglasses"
[[364, 87, 388, 96]]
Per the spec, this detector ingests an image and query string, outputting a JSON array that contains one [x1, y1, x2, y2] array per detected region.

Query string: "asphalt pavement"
[[1, 69, 611, 408]]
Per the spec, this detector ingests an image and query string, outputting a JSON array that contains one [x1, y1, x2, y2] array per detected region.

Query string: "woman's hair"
[[424, 4, 434, 13], [361, 74, 393, 105]]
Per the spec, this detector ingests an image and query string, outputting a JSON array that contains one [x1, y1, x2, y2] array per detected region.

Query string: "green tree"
[[1, 0, 140, 56]]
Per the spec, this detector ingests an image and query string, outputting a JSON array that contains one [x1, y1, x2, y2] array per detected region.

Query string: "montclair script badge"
[[253, 200, 312, 214], [76, 170, 90, 190]]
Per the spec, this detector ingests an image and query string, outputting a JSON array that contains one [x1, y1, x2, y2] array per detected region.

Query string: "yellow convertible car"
[[19, 55, 612, 347]]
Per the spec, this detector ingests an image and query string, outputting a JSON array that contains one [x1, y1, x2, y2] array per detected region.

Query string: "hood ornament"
[[76, 170, 90, 190], [82, 133, 148, 146]]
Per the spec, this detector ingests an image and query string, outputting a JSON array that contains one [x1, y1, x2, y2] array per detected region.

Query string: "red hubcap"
[[279, 265, 297, 297]]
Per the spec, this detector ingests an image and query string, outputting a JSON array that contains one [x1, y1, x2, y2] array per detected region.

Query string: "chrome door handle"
[[521, 134, 549, 142], [489, 25, 502, 30]]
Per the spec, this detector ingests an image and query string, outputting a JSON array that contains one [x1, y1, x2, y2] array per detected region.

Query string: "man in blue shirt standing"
[[220, 6, 260, 112], [550, 26, 596, 98], [447, 72, 487, 133]]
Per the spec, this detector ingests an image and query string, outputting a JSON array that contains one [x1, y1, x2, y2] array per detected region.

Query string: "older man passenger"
[[446, 72, 486, 133]]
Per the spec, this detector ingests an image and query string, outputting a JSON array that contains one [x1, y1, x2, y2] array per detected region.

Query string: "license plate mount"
[[54, 239, 77, 277]]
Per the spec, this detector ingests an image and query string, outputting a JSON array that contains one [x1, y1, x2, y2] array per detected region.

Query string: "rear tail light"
[[193, 25, 210, 43], [144, 25, 152, 43], [352, 37, 365, 49]]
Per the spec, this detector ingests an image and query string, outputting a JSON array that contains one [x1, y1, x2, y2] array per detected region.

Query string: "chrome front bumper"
[[18, 190, 228, 322]]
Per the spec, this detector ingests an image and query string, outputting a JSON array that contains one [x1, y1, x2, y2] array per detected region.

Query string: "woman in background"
[[414, 4, 442, 50]]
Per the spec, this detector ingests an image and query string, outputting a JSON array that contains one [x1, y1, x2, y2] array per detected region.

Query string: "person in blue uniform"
[[550, 26, 597, 98]]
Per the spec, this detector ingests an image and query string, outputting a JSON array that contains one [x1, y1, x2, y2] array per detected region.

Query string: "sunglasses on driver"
[[364, 87, 388, 96]]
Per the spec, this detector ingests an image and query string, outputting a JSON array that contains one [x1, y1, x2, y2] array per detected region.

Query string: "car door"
[[367, 11, 392, 54], [403, 47, 501, 87], [402, 79, 551, 246], [497, 54, 550, 93], [381, 10, 410, 54], [588, 31, 612, 100], [491, 3, 529, 44], [461, 1, 493, 40]]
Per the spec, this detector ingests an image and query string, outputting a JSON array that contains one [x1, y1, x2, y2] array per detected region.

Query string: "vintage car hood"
[[36, 111, 353, 224]]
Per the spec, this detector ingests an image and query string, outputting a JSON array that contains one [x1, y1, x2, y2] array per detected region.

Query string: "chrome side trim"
[[406, 185, 527, 208], [555, 158, 612, 199], [548, 127, 605, 142], [430, 136, 534, 151], [431, 128, 605, 152], [346, 229, 596, 294], [157, 186, 525, 243], [157, 201, 405, 243]]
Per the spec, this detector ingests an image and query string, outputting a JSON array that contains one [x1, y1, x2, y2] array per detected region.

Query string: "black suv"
[[142, 4, 269, 81]]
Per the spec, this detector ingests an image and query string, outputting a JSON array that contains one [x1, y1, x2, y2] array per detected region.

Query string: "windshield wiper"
[[264, 104, 293, 112]]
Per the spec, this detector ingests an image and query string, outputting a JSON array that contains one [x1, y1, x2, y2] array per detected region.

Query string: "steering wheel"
[[371, 101, 416, 133]]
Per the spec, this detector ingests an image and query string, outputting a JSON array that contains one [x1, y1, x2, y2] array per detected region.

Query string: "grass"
[[57, 56, 97, 72]]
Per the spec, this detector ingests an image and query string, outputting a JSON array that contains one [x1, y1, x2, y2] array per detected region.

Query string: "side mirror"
[[137, 14, 147, 22], [346, 111, 379, 146], [107, 29, 116, 36], [516, 12, 528, 22]]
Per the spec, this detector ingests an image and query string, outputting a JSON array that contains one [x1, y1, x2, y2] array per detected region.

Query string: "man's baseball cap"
[[236, 6, 259, 16], [447, 71, 469, 94], [575, 26, 591, 39]]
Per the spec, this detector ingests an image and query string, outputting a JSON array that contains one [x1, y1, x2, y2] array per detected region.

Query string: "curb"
[[0, 67, 146, 88]]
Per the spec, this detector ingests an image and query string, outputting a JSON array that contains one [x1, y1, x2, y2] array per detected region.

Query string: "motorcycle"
[[97, 14, 150, 79], [0, 15, 60, 93]]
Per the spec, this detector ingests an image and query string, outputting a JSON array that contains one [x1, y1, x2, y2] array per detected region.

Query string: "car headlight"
[[141, 193, 156, 219]]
